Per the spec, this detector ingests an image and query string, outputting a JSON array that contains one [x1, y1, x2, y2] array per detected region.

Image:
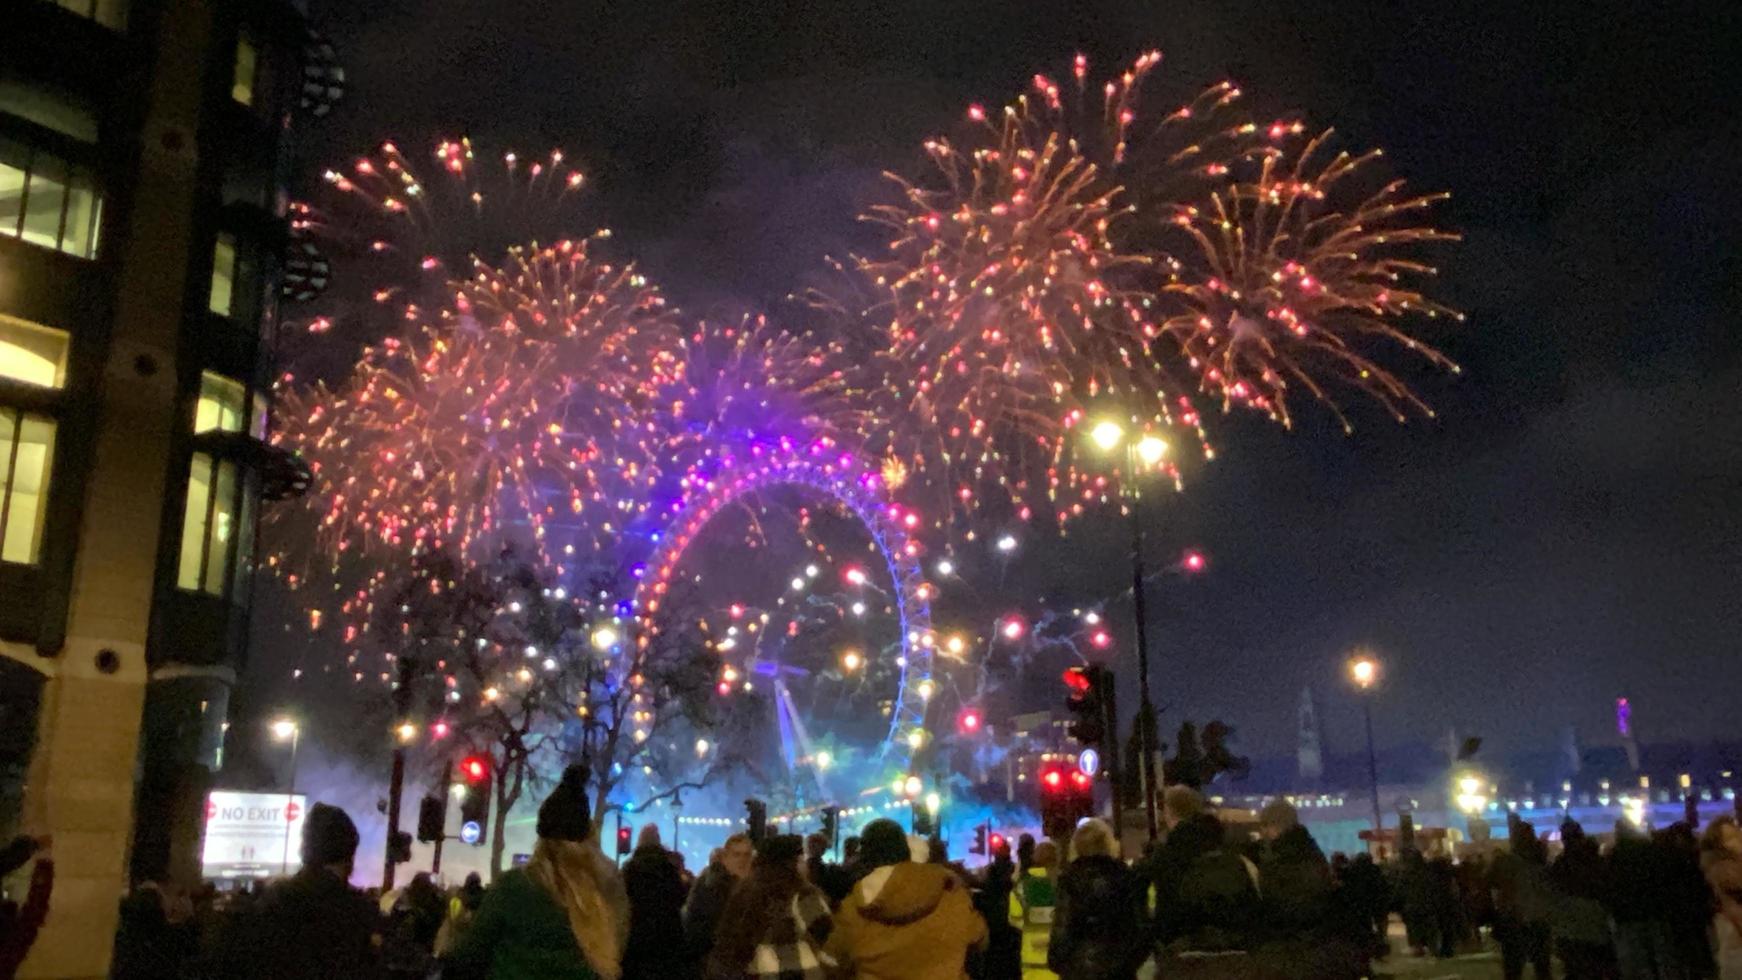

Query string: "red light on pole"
[[1071, 770, 1091, 790], [1043, 769, 1064, 791], [461, 756, 488, 783], [1062, 668, 1091, 693], [989, 833, 1005, 852]]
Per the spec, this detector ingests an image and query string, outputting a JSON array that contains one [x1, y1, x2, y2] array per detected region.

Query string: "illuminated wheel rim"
[[631, 451, 934, 770]]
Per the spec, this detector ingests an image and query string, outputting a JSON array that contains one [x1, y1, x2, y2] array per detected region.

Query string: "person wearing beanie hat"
[[825, 818, 986, 980], [208, 801, 381, 979], [446, 764, 627, 980]]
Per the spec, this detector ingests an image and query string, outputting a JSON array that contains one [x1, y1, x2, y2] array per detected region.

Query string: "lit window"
[[208, 234, 236, 316], [49, 0, 127, 30], [178, 453, 238, 594], [0, 316, 69, 389], [0, 409, 56, 565], [232, 37, 258, 106], [194, 373, 246, 434], [0, 140, 101, 259]]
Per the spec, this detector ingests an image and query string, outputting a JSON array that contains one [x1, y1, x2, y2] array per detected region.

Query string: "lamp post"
[[1089, 417, 1170, 842], [270, 718, 300, 876], [1347, 653, 1383, 835]]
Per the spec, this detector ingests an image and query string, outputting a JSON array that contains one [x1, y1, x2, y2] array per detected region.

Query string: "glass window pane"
[[0, 413, 56, 565], [0, 315, 69, 389], [19, 161, 67, 250], [0, 161, 23, 237], [178, 454, 213, 589], [231, 478, 256, 601], [194, 373, 246, 434], [232, 38, 258, 106], [208, 234, 236, 316], [59, 175, 99, 259], [203, 461, 237, 595]]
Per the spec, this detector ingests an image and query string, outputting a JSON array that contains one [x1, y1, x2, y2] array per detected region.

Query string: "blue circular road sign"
[[460, 820, 482, 845]]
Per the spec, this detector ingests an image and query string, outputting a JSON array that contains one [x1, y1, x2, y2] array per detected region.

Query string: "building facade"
[[0, 1, 329, 974]]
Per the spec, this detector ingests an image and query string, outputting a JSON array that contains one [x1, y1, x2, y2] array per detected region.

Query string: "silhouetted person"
[[1550, 819, 1617, 979], [685, 833, 753, 966], [971, 839, 1020, 980], [1489, 816, 1553, 980], [211, 803, 381, 979], [1048, 819, 1147, 980], [622, 824, 690, 979], [807, 832, 853, 908], [1338, 853, 1390, 956]]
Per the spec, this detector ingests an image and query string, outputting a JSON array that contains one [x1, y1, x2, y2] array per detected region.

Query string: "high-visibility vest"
[[1009, 870, 1058, 980]]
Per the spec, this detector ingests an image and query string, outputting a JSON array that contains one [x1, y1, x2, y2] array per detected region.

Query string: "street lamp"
[[270, 718, 300, 875], [1087, 415, 1171, 842], [1347, 652, 1383, 835]]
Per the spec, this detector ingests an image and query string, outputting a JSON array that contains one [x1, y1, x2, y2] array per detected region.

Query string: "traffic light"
[[989, 832, 1007, 858], [615, 824, 632, 856], [744, 798, 768, 843], [387, 830, 412, 865], [460, 755, 489, 784], [1039, 762, 1095, 840], [820, 806, 839, 844], [913, 804, 934, 838], [416, 795, 445, 843], [1063, 666, 1112, 750], [970, 824, 988, 856], [457, 756, 490, 844]]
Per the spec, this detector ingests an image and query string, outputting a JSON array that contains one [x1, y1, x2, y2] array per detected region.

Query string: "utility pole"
[[383, 658, 413, 890]]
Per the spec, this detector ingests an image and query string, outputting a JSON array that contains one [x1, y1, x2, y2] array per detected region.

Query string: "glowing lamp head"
[[1349, 655, 1379, 689], [270, 719, 298, 741], [1136, 434, 1169, 466], [1090, 419, 1125, 452]]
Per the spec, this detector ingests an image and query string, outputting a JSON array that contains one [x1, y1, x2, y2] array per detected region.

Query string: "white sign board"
[[202, 790, 307, 879]]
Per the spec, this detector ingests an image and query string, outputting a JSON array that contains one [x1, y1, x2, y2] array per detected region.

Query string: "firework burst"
[[843, 52, 1457, 521], [273, 239, 681, 567], [1158, 130, 1464, 427]]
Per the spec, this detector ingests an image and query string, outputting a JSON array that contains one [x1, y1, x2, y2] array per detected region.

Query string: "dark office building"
[[0, 0, 333, 974]]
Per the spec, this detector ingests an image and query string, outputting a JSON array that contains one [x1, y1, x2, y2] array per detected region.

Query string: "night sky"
[[288, 0, 1742, 764]]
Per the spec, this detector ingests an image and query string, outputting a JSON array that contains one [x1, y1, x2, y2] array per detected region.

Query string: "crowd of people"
[[10, 767, 1741, 979]]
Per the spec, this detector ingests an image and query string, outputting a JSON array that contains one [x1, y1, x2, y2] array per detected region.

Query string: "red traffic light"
[[460, 756, 488, 782], [1062, 667, 1092, 693], [1071, 770, 1092, 790], [957, 708, 983, 733], [989, 833, 1005, 851], [1042, 769, 1064, 791]]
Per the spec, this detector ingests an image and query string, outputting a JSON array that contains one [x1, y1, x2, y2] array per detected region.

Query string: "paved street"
[[1375, 949, 1505, 979]]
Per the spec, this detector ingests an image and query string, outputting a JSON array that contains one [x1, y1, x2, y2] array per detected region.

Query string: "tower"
[[1297, 687, 1324, 785]]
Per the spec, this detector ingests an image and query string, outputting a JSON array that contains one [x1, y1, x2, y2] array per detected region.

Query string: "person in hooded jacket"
[[824, 818, 987, 980], [972, 839, 1022, 980], [1249, 801, 1362, 979], [1141, 785, 1259, 960], [1046, 820, 1146, 980]]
